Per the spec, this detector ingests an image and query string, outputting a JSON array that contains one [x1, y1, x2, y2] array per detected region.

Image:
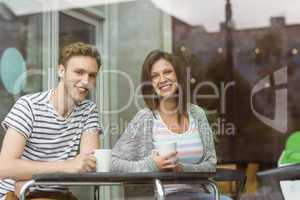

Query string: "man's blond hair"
[[59, 42, 101, 68]]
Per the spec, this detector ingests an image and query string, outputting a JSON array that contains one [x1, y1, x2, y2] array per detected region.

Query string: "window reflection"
[[59, 12, 96, 47], [0, 0, 300, 190], [172, 1, 300, 165], [0, 13, 42, 141]]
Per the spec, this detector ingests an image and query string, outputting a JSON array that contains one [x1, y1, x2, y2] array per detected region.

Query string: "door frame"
[[42, 8, 111, 148]]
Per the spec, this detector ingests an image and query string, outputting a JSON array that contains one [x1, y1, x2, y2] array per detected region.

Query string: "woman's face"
[[150, 58, 178, 98]]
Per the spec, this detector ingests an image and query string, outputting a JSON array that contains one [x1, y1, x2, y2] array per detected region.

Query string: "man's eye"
[[90, 74, 97, 79]]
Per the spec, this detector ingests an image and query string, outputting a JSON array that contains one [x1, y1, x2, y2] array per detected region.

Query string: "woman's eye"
[[151, 74, 158, 79], [163, 71, 172, 76]]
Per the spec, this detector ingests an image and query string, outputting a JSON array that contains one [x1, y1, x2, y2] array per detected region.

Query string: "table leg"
[[206, 180, 220, 200], [155, 179, 165, 200], [94, 186, 99, 200], [19, 180, 35, 200]]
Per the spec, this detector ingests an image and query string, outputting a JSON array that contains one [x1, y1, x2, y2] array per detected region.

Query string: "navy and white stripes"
[[0, 90, 102, 197]]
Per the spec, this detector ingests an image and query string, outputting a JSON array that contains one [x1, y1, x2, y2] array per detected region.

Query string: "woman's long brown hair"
[[141, 50, 189, 122]]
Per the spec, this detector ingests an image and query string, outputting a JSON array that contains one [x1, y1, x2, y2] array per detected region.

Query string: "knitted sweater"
[[111, 104, 217, 172]]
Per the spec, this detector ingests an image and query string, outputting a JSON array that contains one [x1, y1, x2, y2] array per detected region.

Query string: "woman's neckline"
[[155, 111, 192, 135]]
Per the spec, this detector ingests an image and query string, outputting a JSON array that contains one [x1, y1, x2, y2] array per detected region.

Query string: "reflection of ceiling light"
[[265, 82, 270, 88], [218, 47, 223, 53], [292, 48, 298, 55], [254, 48, 260, 54], [180, 46, 186, 52], [190, 78, 196, 84]]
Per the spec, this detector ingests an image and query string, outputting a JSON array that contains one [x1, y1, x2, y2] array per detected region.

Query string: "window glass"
[[0, 12, 42, 143]]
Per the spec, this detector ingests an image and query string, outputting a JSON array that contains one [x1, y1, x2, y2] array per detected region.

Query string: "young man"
[[0, 42, 103, 199]]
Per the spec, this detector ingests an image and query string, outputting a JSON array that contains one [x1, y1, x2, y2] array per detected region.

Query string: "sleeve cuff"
[[146, 156, 159, 172], [82, 127, 102, 135]]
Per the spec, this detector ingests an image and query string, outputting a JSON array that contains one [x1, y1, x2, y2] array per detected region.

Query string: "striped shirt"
[[152, 112, 204, 194], [152, 112, 204, 164], [0, 90, 102, 198]]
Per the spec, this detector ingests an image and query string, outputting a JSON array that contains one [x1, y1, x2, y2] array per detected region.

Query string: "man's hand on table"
[[65, 151, 96, 173]]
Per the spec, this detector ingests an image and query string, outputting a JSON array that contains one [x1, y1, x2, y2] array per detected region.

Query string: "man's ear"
[[58, 64, 65, 78]]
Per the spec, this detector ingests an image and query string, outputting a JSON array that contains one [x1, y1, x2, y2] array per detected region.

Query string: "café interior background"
[[1, 0, 300, 199]]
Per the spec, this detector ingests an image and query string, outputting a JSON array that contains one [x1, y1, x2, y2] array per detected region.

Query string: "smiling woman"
[[150, 58, 178, 98]]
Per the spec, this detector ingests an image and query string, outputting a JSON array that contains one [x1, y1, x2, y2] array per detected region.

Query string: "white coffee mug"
[[153, 141, 177, 156], [94, 149, 112, 172]]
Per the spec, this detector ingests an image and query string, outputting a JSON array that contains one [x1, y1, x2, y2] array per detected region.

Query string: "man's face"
[[59, 56, 99, 104]]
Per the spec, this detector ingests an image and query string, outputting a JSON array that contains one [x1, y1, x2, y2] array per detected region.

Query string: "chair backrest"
[[280, 131, 300, 165], [214, 168, 247, 199], [286, 131, 300, 151]]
